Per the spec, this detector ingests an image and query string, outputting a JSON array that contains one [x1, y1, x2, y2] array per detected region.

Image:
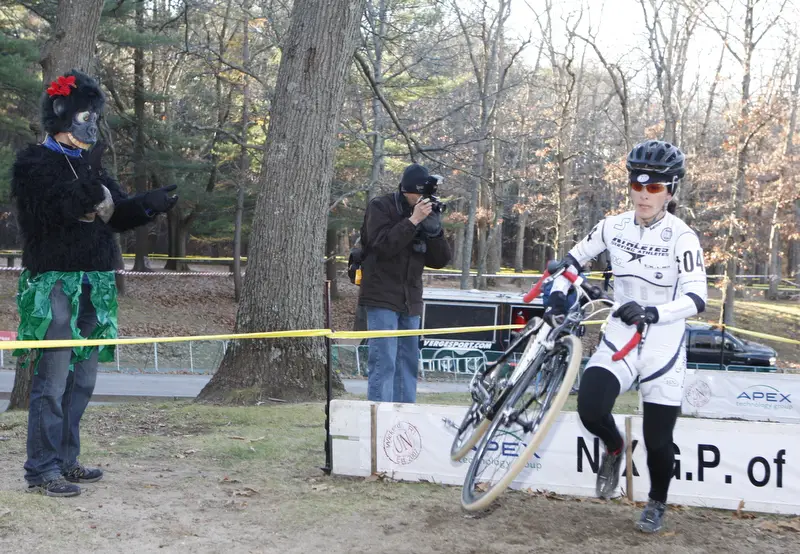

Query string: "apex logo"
[[737, 385, 791, 403]]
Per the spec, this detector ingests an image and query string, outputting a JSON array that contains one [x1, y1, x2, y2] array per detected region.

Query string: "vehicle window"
[[726, 334, 743, 349], [691, 331, 715, 349]]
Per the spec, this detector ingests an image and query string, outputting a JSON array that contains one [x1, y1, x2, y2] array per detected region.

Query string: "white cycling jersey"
[[554, 210, 708, 405]]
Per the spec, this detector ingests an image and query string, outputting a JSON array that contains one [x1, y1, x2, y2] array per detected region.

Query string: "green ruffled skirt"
[[14, 270, 118, 372]]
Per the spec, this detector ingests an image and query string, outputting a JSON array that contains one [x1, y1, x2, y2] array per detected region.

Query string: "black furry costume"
[[12, 146, 153, 274], [12, 70, 154, 275], [14, 70, 179, 496]]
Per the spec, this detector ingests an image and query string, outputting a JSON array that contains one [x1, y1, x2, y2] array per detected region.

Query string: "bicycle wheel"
[[450, 365, 512, 461], [461, 334, 582, 511], [450, 403, 491, 461]]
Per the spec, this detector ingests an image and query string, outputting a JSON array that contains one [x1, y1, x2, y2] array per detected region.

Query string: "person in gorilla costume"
[[11, 70, 178, 497]]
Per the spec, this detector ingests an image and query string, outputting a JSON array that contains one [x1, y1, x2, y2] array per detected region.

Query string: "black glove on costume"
[[419, 211, 442, 238], [613, 301, 659, 326], [143, 184, 179, 213]]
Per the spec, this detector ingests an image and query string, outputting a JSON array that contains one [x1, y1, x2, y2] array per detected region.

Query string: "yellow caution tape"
[[1, 318, 795, 351], [0, 325, 527, 350], [0, 328, 332, 350], [725, 326, 800, 345], [690, 320, 800, 346], [333, 324, 523, 340]]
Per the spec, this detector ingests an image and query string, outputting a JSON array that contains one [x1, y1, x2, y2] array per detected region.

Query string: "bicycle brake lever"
[[636, 323, 650, 356]]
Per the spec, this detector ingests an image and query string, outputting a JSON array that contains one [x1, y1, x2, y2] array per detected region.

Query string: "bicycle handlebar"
[[525, 261, 642, 362], [523, 269, 582, 304], [611, 321, 646, 362], [523, 270, 551, 303]]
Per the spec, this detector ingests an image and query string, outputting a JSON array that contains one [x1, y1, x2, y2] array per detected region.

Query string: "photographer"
[[358, 163, 452, 403]]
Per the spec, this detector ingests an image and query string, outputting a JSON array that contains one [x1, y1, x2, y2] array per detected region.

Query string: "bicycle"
[[453, 259, 648, 511]]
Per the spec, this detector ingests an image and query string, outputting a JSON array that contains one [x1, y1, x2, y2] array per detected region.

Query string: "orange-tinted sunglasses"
[[630, 182, 667, 194]]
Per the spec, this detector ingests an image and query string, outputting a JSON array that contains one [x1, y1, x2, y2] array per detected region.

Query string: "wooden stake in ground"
[[625, 416, 633, 501]]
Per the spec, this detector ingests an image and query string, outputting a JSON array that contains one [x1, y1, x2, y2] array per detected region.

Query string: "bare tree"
[[452, 0, 527, 288], [198, 0, 366, 403], [640, 0, 704, 144], [767, 48, 800, 298], [699, 0, 788, 324]]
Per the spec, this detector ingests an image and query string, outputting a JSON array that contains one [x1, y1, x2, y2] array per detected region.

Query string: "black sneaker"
[[596, 443, 624, 499], [637, 499, 667, 533], [27, 476, 81, 497], [64, 464, 104, 483]]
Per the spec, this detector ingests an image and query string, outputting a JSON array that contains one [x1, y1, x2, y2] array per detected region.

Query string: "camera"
[[426, 194, 447, 214], [420, 175, 447, 214]]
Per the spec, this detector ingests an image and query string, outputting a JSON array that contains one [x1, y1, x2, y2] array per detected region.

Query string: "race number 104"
[[677, 444, 787, 488]]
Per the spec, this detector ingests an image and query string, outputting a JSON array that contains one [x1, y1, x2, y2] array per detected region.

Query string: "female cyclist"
[[546, 140, 707, 533]]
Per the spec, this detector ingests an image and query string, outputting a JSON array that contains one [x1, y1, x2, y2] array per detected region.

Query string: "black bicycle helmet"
[[626, 140, 686, 195]]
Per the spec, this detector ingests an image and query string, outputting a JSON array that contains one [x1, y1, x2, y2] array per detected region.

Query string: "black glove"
[[82, 178, 107, 204], [143, 184, 179, 213], [419, 211, 442, 238], [613, 301, 659, 326], [543, 290, 568, 323], [86, 141, 107, 178]]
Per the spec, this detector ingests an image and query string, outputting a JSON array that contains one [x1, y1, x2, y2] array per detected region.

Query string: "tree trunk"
[[723, 0, 755, 326], [476, 225, 488, 289], [164, 206, 191, 271], [337, 229, 349, 258], [197, 0, 366, 403], [555, 151, 569, 259], [767, 222, 780, 299], [366, 0, 387, 201], [514, 210, 528, 272], [453, 213, 464, 270], [234, 1, 251, 302], [8, 358, 31, 411], [40, 0, 104, 84], [767, 53, 800, 297], [132, 0, 150, 273], [486, 138, 504, 281], [793, 201, 800, 281], [10, 0, 105, 411], [233, 185, 245, 300], [164, 210, 191, 270], [460, 169, 482, 289]]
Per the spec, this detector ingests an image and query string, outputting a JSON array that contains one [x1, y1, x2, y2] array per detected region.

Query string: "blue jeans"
[[25, 282, 98, 485], [366, 307, 420, 403]]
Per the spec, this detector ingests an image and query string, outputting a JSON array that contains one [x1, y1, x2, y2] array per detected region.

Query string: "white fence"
[[332, 400, 800, 515]]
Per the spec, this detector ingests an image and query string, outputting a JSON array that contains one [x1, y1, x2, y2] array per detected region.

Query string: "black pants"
[[577, 366, 680, 503]]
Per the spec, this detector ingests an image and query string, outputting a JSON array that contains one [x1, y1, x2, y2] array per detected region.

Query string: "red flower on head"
[[46, 75, 77, 98]]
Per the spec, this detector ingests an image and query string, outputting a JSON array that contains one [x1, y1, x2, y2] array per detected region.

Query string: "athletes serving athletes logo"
[[383, 421, 422, 465], [685, 379, 712, 407]]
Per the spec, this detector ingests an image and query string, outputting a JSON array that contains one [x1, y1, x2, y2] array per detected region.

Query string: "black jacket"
[[12, 144, 154, 275], [358, 192, 451, 316]]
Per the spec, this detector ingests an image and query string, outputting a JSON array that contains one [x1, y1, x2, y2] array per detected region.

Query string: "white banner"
[[332, 400, 800, 515], [375, 403, 614, 497], [682, 370, 800, 423], [628, 416, 799, 514]]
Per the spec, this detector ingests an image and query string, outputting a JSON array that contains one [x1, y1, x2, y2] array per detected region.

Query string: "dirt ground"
[[2, 401, 800, 554]]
